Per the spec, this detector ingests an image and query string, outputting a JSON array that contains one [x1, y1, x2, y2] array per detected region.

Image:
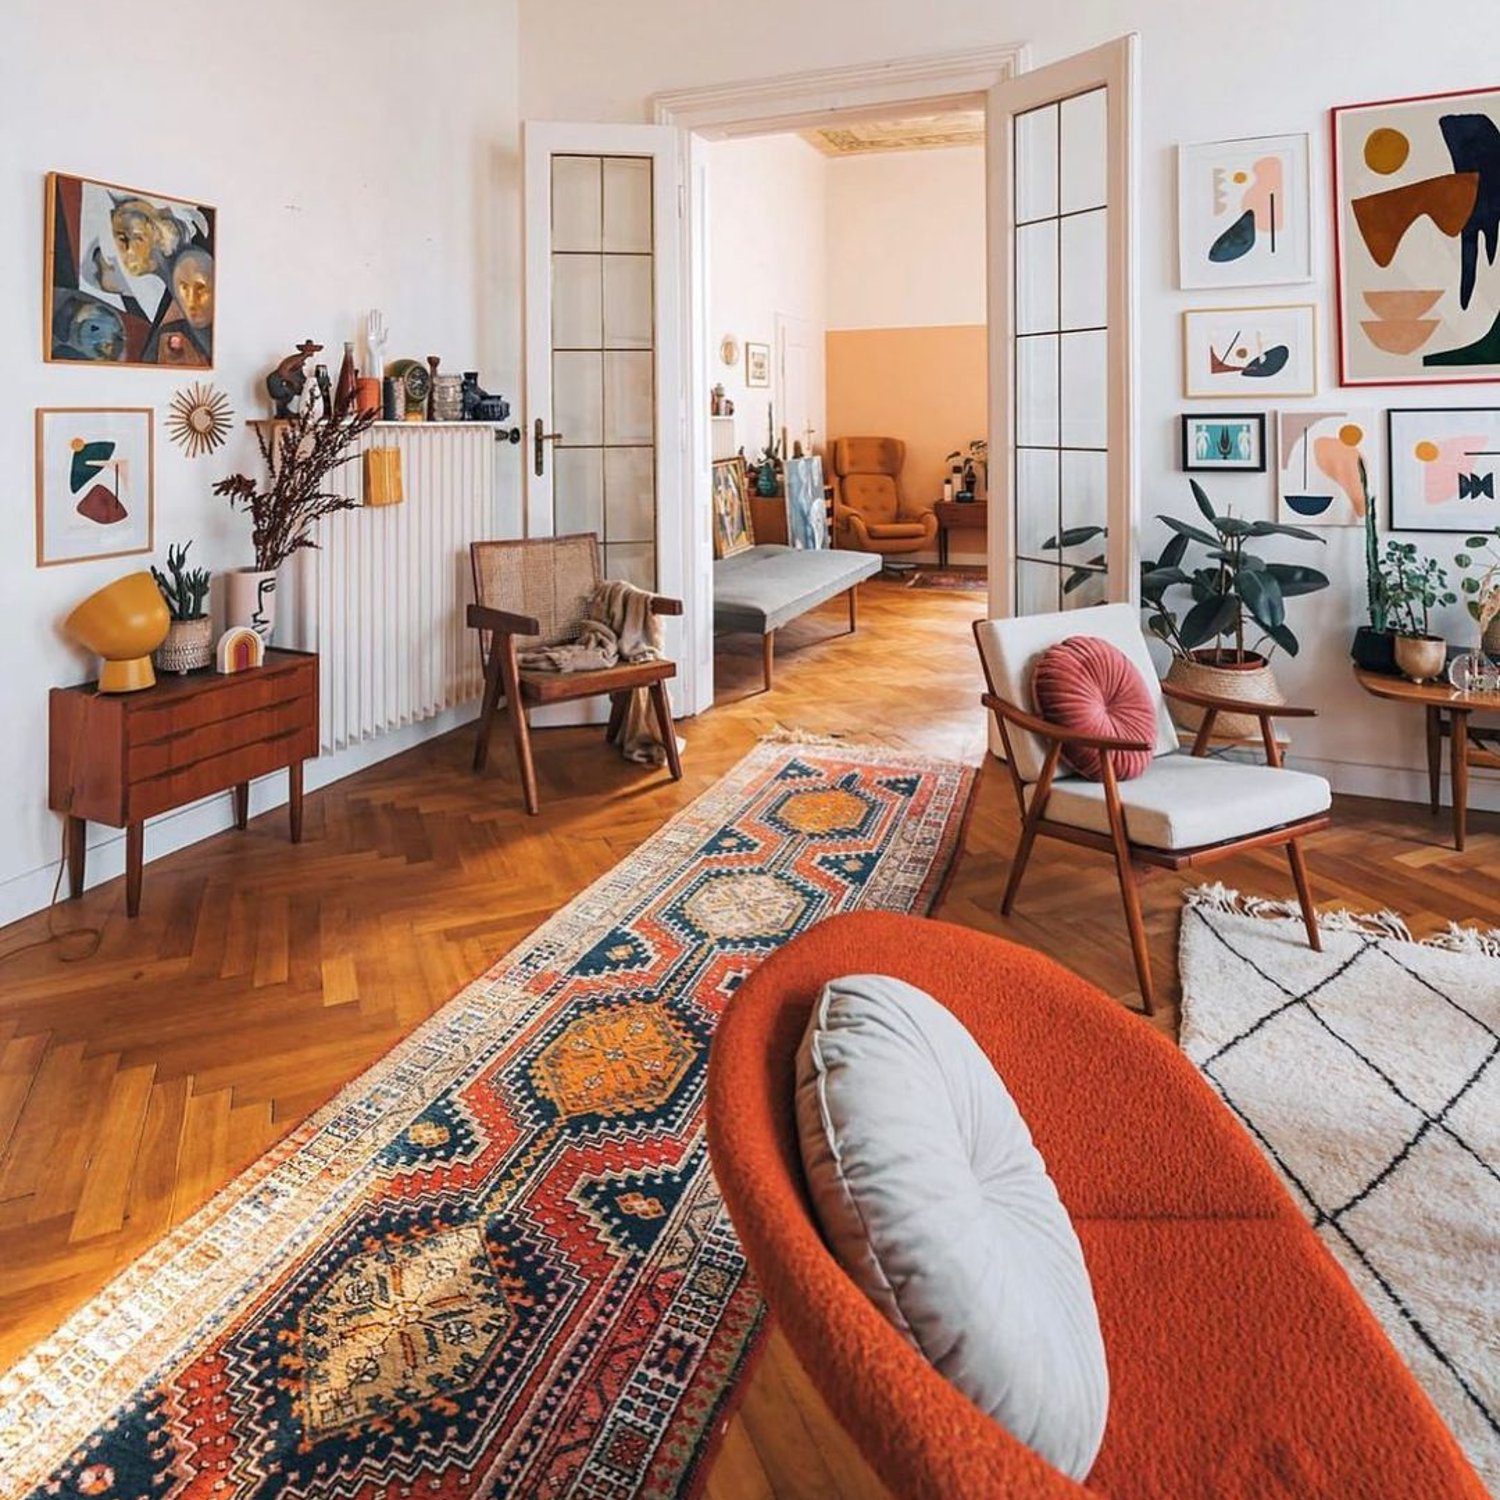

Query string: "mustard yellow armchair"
[[830, 436, 937, 556]]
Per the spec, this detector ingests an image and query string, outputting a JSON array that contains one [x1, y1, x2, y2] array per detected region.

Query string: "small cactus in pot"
[[151, 541, 215, 673]]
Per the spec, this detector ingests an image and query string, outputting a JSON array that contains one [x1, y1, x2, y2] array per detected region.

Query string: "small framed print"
[[1387, 407, 1500, 532], [745, 341, 770, 388], [1277, 410, 1381, 526], [1181, 413, 1266, 472], [1182, 304, 1317, 398], [35, 406, 154, 566]]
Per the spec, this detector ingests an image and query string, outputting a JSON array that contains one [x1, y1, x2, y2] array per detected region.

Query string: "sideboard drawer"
[[126, 660, 314, 742], [126, 723, 316, 822], [127, 697, 315, 782]]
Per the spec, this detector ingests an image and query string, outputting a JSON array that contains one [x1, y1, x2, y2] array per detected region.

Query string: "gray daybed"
[[713, 544, 882, 691]]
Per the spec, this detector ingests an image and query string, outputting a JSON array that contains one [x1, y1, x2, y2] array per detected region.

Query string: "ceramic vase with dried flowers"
[[215, 392, 377, 643]]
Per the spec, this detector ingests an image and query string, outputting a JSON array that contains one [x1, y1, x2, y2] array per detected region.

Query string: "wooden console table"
[[934, 499, 987, 566], [1353, 666, 1500, 851], [49, 649, 319, 916]]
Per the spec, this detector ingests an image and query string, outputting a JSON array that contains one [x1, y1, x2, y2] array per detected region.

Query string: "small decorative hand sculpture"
[[364, 309, 388, 380]]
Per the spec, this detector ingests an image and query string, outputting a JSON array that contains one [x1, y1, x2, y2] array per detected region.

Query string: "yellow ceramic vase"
[[64, 572, 171, 693]]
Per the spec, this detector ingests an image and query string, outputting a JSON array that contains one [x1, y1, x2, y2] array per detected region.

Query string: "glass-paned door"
[[987, 39, 1137, 620]]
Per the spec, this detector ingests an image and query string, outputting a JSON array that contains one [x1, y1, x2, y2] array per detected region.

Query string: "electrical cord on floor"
[[0, 711, 106, 970]]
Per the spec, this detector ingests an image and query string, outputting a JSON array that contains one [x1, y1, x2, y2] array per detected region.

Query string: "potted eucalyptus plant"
[[151, 541, 214, 673], [1381, 540, 1456, 682], [1141, 480, 1330, 738]]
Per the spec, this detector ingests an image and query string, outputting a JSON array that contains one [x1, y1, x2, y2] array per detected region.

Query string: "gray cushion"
[[714, 544, 881, 634], [795, 974, 1109, 1482]]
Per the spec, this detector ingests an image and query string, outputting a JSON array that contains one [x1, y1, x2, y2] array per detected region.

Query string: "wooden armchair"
[[972, 604, 1332, 1013], [468, 534, 682, 815]]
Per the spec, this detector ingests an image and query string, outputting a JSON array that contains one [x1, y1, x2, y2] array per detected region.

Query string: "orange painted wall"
[[824, 324, 987, 557]]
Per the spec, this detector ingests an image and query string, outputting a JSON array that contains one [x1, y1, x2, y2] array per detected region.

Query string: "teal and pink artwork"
[[1334, 88, 1500, 385], [45, 173, 216, 368], [1178, 134, 1312, 290]]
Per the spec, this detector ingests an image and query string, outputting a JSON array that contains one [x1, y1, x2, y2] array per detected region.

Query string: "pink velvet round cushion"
[[1031, 636, 1156, 781]]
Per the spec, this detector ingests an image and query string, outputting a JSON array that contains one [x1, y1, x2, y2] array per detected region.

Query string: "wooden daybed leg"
[[649, 681, 683, 781], [1286, 839, 1321, 952], [847, 583, 858, 634], [762, 631, 775, 693], [474, 643, 505, 773]]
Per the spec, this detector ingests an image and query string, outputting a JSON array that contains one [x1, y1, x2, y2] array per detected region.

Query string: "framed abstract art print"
[[1387, 407, 1500, 531], [1276, 410, 1382, 526], [35, 407, 155, 566], [1332, 87, 1500, 385], [1181, 413, 1266, 472], [1182, 304, 1317, 398]]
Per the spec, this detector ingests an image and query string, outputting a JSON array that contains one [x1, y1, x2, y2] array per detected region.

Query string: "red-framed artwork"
[[1330, 84, 1500, 388]]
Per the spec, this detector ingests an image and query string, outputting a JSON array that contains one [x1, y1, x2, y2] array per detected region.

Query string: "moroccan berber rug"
[[1179, 885, 1500, 1493], [0, 736, 975, 1500]]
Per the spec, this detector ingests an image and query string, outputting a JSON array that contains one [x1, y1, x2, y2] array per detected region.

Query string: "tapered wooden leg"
[[762, 631, 775, 692], [847, 584, 858, 634], [1452, 709, 1469, 852], [649, 681, 682, 781], [1426, 706, 1443, 814], [496, 637, 538, 815], [125, 821, 143, 919], [1286, 838, 1321, 952], [472, 645, 505, 773], [1100, 758, 1155, 1014], [65, 816, 86, 900], [605, 691, 627, 745], [233, 782, 249, 830], [288, 761, 304, 844], [1000, 818, 1040, 915]]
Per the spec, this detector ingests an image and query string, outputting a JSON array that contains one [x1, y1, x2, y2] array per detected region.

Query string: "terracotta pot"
[[355, 377, 382, 417], [155, 616, 214, 674], [226, 568, 277, 643], [1394, 633, 1447, 683], [1164, 650, 1283, 742]]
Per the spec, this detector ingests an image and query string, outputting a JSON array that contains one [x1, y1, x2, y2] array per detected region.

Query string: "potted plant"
[[1454, 527, 1500, 658], [214, 393, 376, 641], [1141, 480, 1330, 738], [1381, 540, 1456, 682], [151, 541, 214, 673], [1351, 459, 1398, 674]]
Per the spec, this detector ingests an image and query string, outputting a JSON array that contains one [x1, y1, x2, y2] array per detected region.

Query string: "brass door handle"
[[534, 418, 564, 477]]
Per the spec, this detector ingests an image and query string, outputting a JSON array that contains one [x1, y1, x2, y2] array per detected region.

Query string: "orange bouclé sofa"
[[830, 436, 937, 555], [706, 912, 1486, 1500]]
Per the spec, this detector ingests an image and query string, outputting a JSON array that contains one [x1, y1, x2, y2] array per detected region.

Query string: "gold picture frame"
[[712, 456, 755, 558], [35, 407, 155, 567]]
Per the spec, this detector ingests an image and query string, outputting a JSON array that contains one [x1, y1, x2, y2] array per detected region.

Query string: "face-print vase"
[[226, 568, 277, 644]]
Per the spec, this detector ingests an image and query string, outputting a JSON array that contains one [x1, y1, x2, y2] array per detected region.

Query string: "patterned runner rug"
[[1178, 885, 1500, 1492], [0, 737, 974, 1500]]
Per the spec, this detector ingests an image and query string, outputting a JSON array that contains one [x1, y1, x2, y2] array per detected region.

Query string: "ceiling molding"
[[651, 44, 1029, 137], [801, 110, 985, 156]]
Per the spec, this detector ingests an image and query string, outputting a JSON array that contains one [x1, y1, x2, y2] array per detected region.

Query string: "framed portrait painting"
[[1178, 133, 1312, 288], [1180, 413, 1266, 472], [1276, 410, 1382, 526], [35, 407, 155, 566], [1387, 407, 1500, 531], [45, 173, 216, 368], [711, 456, 754, 558], [1182, 304, 1317, 398], [1332, 87, 1500, 385]]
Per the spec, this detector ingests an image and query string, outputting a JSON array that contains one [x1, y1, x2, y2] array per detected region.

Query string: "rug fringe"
[[1186, 882, 1500, 952]]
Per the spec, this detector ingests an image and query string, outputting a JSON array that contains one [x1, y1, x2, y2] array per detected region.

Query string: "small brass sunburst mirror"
[[167, 382, 234, 458]]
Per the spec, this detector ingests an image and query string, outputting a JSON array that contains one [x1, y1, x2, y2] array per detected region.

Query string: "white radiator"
[[284, 425, 500, 754]]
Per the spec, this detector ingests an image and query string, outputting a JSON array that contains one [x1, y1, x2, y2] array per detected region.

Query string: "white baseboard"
[[0, 700, 480, 930], [1285, 752, 1499, 816]]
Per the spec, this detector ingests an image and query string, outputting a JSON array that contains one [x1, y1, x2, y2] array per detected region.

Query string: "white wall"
[[520, 0, 1500, 814], [0, 0, 522, 924], [825, 146, 986, 330], [707, 135, 828, 456]]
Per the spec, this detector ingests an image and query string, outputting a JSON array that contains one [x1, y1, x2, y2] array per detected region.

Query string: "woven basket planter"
[[1164, 650, 1283, 742], [155, 616, 214, 674]]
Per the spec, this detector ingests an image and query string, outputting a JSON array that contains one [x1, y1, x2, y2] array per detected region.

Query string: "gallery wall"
[[824, 145, 987, 560], [0, 0, 523, 924], [705, 134, 829, 458], [520, 0, 1500, 812]]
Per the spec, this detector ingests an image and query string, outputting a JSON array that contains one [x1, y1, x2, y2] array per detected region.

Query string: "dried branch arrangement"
[[214, 396, 377, 572]]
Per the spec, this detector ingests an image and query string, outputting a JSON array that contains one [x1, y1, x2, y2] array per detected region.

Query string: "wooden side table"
[[1353, 666, 1500, 850], [934, 500, 987, 567], [49, 649, 319, 915]]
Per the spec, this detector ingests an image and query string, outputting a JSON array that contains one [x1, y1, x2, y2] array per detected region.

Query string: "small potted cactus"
[[151, 541, 214, 673]]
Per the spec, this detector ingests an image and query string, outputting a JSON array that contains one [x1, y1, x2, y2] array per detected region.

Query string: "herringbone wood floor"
[[1, 578, 1495, 1499]]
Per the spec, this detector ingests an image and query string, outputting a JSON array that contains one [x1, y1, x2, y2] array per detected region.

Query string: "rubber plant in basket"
[[213, 391, 376, 642], [151, 541, 213, 674], [1141, 480, 1330, 740]]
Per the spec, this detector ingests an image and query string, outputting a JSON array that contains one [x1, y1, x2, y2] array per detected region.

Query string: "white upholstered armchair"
[[972, 604, 1332, 1013]]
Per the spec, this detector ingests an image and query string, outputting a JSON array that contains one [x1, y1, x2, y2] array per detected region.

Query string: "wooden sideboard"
[[49, 649, 319, 916], [934, 499, 987, 567]]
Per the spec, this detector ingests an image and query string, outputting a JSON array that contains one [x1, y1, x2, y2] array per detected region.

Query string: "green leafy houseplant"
[[1380, 541, 1456, 639], [151, 541, 211, 621], [1453, 528, 1500, 651]]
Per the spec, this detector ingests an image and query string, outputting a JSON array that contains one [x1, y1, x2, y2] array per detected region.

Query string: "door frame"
[[653, 46, 1030, 713]]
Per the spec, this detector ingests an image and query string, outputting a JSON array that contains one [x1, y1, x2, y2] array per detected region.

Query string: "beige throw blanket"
[[518, 579, 678, 765]]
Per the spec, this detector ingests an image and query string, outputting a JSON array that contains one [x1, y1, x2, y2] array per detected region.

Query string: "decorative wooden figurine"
[[265, 340, 323, 418]]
